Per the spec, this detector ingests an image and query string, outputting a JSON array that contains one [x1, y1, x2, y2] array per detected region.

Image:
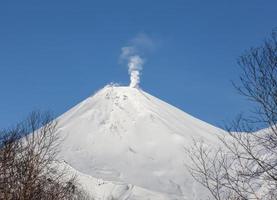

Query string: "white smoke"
[[120, 46, 144, 88], [128, 55, 144, 88], [120, 34, 154, 88]]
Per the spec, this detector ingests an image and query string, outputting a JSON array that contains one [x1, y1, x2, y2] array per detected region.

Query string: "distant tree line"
[[187, 30, 277, 199]]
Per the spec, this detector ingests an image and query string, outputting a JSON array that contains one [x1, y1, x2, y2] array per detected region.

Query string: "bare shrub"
[[0, 111, 89, 200], [186, 30, 277, 200]]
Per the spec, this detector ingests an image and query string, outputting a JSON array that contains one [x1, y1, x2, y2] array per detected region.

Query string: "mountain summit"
[[55, 84, 224, 199]]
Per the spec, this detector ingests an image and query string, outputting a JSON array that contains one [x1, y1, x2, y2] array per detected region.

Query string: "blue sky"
[[0, 1, 277, 128]]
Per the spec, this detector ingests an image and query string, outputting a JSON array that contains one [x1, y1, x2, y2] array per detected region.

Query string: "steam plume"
[[128, 55, 144, 88], [120, 46, 144, 88], [120, 33, 154, 88]]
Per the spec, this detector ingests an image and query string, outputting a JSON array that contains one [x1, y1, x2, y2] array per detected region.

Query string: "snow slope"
[[55, 84, 225, 199]]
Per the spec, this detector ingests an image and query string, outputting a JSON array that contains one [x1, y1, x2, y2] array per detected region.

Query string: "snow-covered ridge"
[[55, 84, 225, 199]]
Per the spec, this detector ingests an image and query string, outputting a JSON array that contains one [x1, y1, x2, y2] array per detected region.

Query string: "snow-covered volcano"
[[55, 84, 225, 199]]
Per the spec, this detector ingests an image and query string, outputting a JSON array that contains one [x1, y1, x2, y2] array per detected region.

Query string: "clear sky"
[[0, 0, 277, 128]]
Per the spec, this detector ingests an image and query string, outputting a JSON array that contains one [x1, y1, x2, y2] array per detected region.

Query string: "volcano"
[[55, 84, 224, 199]]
